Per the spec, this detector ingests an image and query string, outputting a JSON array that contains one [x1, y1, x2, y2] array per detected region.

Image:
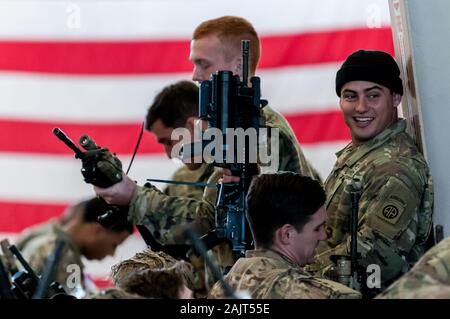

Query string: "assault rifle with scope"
[[181, 40, 267, 259]]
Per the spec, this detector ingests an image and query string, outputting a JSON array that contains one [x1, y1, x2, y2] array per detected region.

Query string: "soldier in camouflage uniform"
[[19, 197, 132, 298], [308, 50, 434, 291], [94, 17, 320, 238], [14, 204, 80, 251], [208, 172, 360, 299], [94, 17, 320, 295], [376, 236, 450, 299]]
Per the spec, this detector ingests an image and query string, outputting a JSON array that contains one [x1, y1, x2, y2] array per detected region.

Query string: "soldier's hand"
[[221, 168, 240, 183], [93, 172, 136, 206]]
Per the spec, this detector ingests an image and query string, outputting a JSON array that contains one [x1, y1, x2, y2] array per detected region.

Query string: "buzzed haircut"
[[145, 80, 199, 130], [246, 172, 325, 248], [193, 16, 260, 75]]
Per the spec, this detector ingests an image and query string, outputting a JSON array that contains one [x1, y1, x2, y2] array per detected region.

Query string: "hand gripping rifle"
[[181, 40, 267, 259]]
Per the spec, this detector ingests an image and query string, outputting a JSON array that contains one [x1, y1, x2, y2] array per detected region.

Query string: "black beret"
[[335, 50, 404, 97]]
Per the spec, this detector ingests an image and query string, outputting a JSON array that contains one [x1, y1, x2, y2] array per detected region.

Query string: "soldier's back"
[[208, 250, 360, 299], [377, 237, 450, 299], [20, 223, 85, 296]]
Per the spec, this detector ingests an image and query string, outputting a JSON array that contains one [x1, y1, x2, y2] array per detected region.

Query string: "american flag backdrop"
[[0, 0, 393, 287]]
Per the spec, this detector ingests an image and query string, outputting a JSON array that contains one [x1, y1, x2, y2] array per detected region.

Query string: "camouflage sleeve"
[[316, 159, 429, 284], [281, 276, 361, 299], [377, 237, 450, 299], [128, 170, 221, 245]]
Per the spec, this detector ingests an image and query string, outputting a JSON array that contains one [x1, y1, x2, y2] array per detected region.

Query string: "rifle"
[[33, 239, 66, 299], [330, 178, 379, 298], [8, 244, 70, 299], [182, 40, 267, 259], [183, 227, 249, 298], [0, 255, 16, 299]]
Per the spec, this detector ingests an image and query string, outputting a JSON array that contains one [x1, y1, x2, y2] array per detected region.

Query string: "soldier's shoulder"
[[275, 270, 361, 299], [171, 165, 192, 180]]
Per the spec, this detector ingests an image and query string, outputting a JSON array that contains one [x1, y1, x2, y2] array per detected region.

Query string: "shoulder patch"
[[377, 200, 405, 225]]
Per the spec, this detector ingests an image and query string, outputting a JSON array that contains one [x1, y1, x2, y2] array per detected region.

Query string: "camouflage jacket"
[[128, 163, 218, 245], [376, 236, 450, 299], [312, 119, 433, 288], [208, 249, 361, 299], [20, 222, 88, 297], [163, 163, 215, 198], [15, 219, 60, 251], [128, 107, 320, 245]]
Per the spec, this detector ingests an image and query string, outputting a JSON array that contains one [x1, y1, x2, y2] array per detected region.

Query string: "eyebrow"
[[342, 85, 383, 94]]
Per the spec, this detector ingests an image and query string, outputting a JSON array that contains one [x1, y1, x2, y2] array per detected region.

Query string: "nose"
[[192, 67, 203, 83], [355, 98, 369, 113], [318, 228, 327, 241]]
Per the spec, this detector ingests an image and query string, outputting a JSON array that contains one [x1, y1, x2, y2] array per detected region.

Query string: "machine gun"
[[0, 254, 16, 299], [182, 40, 267, 259], [52, 128, 129, 229], [7, 244, 70, 299], [330, 178, 379, 299]]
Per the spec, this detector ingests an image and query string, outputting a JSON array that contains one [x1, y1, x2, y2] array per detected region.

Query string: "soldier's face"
[[83, 228, 130, 260], [292, 205, 327, 265], [190, 35, 240, 82], [340, 81, 401, 146], [150, 119, 202, 170], [150, 119, 179, 159]]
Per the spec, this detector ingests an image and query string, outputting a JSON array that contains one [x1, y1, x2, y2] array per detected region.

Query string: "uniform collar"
[[245, 248, 301, 269], [335, 119, 406, 168]]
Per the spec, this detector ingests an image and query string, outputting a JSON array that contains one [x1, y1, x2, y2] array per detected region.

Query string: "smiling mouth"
[[353, 117, 374, 127]]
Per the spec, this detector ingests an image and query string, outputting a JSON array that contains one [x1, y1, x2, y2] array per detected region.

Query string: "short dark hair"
[[79, 197, 133, 234], [145, 81, 199, 130], [246, 172, 325, 248]]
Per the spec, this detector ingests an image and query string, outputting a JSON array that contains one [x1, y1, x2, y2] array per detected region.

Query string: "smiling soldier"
[[309, 50, 434, 292]]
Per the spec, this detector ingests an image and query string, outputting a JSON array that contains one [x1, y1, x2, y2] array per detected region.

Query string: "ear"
[[89, 222, 104, 235], [184, 116, 198, 131], [392, 92, 402, 108], [184, 116, 202, 141], [277, 224, 294, 246]]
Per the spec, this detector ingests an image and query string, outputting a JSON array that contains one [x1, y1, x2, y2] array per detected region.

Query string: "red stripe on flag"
[[0, 119, 164, 155], [0, 27, 393, 74], [0, 110, 349, 155], [0, 201, 68, 232], [288, 110, 351, 144], [261, 27, 393, 68]]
